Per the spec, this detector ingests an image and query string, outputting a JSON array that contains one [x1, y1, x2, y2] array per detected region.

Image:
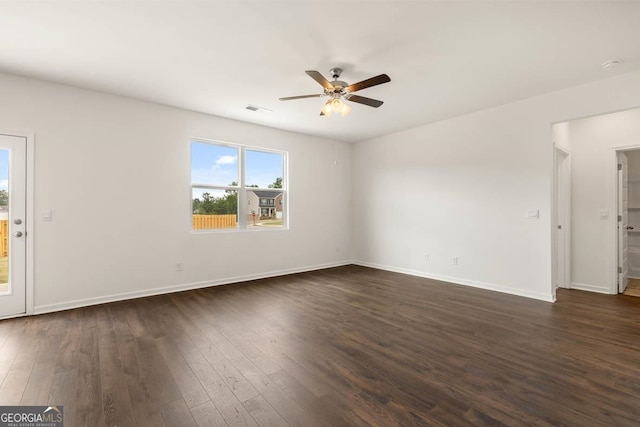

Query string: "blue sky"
[[191, 142, 283, 199]]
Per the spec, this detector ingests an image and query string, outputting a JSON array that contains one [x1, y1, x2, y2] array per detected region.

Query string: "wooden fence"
[[192, 214, 237, 230], [0, 220, 6, 257], [0, 216, 239, 251]]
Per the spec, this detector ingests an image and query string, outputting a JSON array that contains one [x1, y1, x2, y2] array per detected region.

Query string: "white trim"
[[354, 261, 556, 303], [26, 133, 35, 315], [191, 136, 287, 156], [569, 282, 610, 294], [553, 146, 571, 291], [189, 139, 288, 232], [239, 145, 247, 228], [612, 144, 640, 294], [555, 145, 570, 157], [33, 261, 351, 315], [0, 130, 35, 316]]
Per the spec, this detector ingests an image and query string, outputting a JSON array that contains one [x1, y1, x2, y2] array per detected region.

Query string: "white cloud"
[[0, 180, 7, 191], [215, 155, 237, 168]]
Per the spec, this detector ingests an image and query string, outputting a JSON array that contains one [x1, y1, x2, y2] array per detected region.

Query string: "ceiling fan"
[[279, 68, 391, 117]]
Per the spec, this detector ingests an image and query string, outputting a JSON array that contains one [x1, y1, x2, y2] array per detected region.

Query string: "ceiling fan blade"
[[306, 70, 334, 90], [279, 94, 324, 101], [346, 94, 384, 108], [347, 74, 391, 93]]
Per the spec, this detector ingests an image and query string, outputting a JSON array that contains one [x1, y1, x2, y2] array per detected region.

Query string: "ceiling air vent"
[[246, 105, 272, 112]]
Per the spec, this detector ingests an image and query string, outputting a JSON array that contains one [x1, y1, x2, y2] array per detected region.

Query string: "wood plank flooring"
[[624, 277, 640, 297], [1, 265, 640, 426]]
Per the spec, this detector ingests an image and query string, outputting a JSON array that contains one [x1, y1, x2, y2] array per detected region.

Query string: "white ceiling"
[[1, 1, 639, 143]]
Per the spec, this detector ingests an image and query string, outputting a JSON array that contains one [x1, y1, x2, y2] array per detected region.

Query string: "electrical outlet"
[[424, 253, 429, 261], [176, 262, 183, 272], [452, 257, 458, 265]]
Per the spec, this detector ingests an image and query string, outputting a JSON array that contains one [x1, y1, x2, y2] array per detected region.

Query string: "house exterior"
[[247, 190, 282, 221], [275, 193, 283, 219]]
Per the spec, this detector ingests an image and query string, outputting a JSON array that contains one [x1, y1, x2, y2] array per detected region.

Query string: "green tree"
[[0, 190, 7, 206], [219, 191, 237, 214], [200, 192, 217, 214], [193, 182, 239, 215], [221, 182, 238, 214], [268, 177, 282, 189], [192, 197, 202, 213]]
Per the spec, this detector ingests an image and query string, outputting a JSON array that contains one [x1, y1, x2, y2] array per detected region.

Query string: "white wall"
[[567, 108, 640, 293], [4, 68, 640, 313], [353, 70, 640, 302], [0, 72, 352, 313]]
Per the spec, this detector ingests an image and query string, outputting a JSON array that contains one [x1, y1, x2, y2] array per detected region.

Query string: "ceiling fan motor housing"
[[327, 68, 348, 92], [329, 67, 342, 79], [327, 82, 348, 93]]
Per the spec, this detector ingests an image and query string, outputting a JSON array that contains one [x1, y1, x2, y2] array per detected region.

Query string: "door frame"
[[612, 144, 640, 294], [617, 151, 629, 293], [0, 130, 34, 317], [553, 146, 571, 290]]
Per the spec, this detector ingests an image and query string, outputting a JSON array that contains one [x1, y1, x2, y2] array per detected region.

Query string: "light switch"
[[43, 210, 52, 221], [527, 209, 539, 219], [599, 209, 609, 220]]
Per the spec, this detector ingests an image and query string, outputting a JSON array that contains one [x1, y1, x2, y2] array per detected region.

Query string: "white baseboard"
[[354, 260, 556, 303], [33, 259, 560, 315], [569, 282, 612, 294], [33, 261, 352, 315]]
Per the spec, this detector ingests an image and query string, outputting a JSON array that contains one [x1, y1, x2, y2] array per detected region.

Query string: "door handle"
[[627, 226, 635, 230], [12, 231, 22, 237]]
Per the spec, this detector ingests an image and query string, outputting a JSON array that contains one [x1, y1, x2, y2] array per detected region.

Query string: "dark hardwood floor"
[[0, 265, 639, 426]]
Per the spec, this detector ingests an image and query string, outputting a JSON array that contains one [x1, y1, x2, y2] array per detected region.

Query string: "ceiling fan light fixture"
[[340, 102, 352, 117], [321, 97, 351, 117], [322, 100, 333, 116], [330, 97, 343, 113]]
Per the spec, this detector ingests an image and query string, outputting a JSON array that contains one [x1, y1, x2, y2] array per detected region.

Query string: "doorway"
[[0, 134, 27, 317], [554, 147, 570, 289], [552, 108, 640, 297], [617, 149, 640, 296], [617, 151, 629, 293]]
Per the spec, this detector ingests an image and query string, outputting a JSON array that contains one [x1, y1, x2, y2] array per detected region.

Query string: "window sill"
[[191, 226, 289, 234]]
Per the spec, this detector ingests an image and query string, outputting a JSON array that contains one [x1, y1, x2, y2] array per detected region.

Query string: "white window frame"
[[190, 138, 288, 232]]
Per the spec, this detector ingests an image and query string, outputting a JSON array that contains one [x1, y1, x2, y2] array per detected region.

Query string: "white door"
[[555, 148, 570, 288], [0, 134, 26, 317], [618, 152, 629, 293]]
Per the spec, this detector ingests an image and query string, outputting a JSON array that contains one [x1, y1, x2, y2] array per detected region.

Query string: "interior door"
[[0, 134, 26, 317], [618, 152, 629, 293], [555, 148, 569, 288]]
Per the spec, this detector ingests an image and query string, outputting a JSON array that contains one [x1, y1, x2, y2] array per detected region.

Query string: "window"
[[191, 140, 286, 230]]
